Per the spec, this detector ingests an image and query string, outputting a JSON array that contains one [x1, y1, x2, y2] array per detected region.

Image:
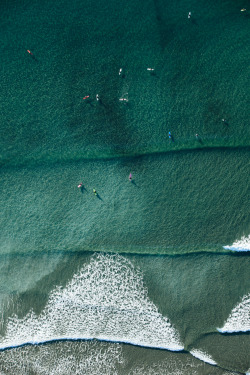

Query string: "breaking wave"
[[190, 349, 217, 366], [0, 254, 183, 351], [217, 293, 250, 333], [223, 234, 250, 252]]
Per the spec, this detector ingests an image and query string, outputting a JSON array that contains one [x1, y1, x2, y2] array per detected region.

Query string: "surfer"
[[93, 189, 97, 195], [119, 68, 123, 75], [241, 8, 246, 11], [188, 12, 191, 18], [83, 96, 90, 100], [168, 131, 172, 139], [78, 183, 83, 188], [129, 173, 132, 181], [96, 94, 100, 101], [147, 68, 155, 71], [27, 50, 33, 55]]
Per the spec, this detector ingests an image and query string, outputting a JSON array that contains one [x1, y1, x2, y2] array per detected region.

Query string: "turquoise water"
[[0, 0, 249, 373]]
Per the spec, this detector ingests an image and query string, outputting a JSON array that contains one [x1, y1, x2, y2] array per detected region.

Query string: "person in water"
[[129, 173, 132, 181]]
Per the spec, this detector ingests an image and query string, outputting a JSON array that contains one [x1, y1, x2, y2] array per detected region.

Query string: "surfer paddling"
[[78, 183, 83, 188], [83, 96, 90, 100], [27, 50, 33, 56], [188, 12, 191, 18], [147, 68, 155, 76], [93, 189, 97, 196]]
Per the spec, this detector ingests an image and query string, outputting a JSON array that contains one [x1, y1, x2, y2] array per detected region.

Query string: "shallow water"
[[0, 0, 249, 373]]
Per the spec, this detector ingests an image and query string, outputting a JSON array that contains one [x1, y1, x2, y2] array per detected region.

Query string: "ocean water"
[[0, 0, 249, 374]]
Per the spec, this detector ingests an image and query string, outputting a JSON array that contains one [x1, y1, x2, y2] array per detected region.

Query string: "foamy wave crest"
[[190, 349, 217, 366], [217, 293, 250, 333], [223, 234, 250, 252], [0, 254, 183, 351]]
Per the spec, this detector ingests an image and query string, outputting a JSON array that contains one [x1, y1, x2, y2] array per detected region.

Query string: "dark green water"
[[0, 0, 249, 373]]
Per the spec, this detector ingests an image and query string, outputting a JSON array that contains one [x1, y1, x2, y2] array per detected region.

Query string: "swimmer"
[[129, 173, 132, 181], [119, 68, 123, 75], [96, 94, 100, 101], [93, 189, 97, 195], [188, 12, 191, 18], [78, 183, 83, 188], [27, 50, 33, 55], [83, 96, 90, 100]]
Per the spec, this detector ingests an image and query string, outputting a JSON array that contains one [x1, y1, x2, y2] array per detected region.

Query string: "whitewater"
[[0, 254, 183, 351], [218, 293, 250, 333], [223, 234, 250, 252]]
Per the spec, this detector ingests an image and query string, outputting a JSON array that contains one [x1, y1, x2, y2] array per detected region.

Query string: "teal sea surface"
[[0, 0, 249, 373]]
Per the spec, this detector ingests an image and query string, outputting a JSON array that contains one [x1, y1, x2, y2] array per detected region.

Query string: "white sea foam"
[[190, 349, 217, 366], [223, 234, 250, 252], [129, 355, 203, 375], [0, 254, 183, 351], [0, 341, 240, 375], [0, 341, 124, 375], [217, 293, 250, 333]]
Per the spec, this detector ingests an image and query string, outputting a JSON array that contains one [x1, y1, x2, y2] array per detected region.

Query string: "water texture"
[[0, 0, 249, 373]]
